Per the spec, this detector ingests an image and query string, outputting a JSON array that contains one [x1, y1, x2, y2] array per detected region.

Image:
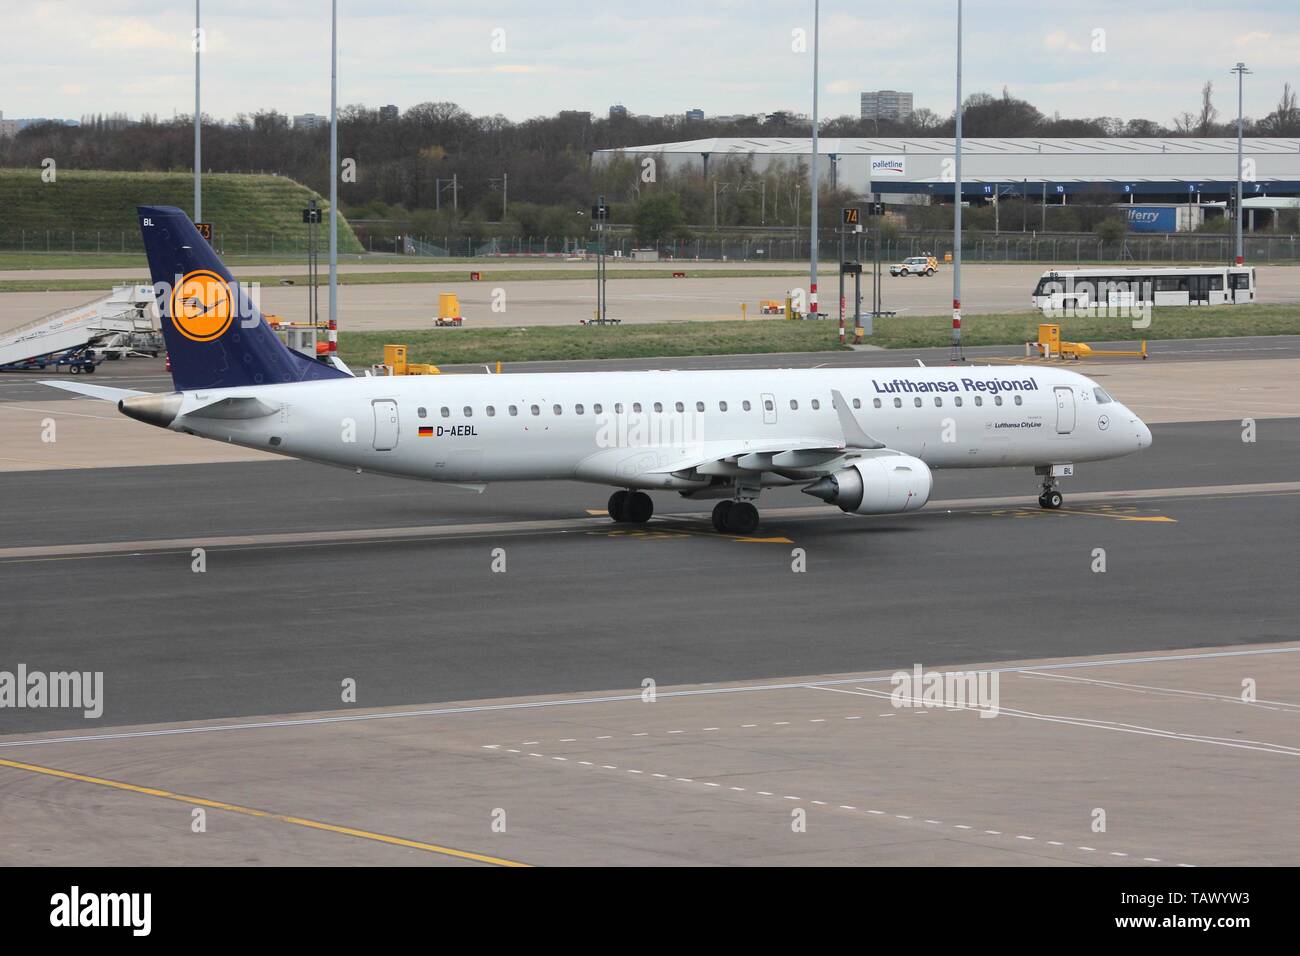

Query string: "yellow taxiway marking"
[[585, 509, 793, 543], [0, 756, 529, 867], [1057, 508, 1176, 523], [988, 504, 1176, 523]]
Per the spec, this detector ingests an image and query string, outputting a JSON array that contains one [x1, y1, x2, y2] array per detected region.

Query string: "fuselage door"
[[373, 399, 399, 450], [1054, 386, 1075, 434], [760, 392, 777, 425]]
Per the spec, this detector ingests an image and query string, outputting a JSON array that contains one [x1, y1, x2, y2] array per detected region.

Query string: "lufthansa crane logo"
[[169, 269, 234, 342]]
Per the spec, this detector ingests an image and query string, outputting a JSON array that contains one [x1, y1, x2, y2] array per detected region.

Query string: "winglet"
[[830, 389, 886, 449]]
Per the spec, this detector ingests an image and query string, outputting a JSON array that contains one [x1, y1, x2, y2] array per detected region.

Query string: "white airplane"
[[44, 206, 1151, 533]]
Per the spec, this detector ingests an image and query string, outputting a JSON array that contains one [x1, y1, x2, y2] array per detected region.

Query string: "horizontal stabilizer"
[[39, 380, 150, 401]]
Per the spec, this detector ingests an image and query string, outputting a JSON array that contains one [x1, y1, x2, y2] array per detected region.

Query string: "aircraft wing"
[[576, 389, 899, 485]]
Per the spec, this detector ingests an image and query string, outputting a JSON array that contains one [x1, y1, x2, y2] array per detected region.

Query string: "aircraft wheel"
[[608, 490, 630, 522], [626, 491, 654, 524], [728, 502, 760, 535], [711, 500, 733, 533], [1039, 490, 1063, 509]]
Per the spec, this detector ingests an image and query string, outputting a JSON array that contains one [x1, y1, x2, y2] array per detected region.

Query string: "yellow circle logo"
[[169, 269, 234, 342]]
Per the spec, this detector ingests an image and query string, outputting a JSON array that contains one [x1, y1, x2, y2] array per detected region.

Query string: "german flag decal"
[[418, 426, 434, 438]]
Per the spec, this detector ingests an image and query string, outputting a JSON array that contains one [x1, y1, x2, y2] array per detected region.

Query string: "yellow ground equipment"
[[377, 344, 440, 376], [760, 299, 784, 315], [1028, 324, 1147, 361], [435, 293, 463, 327]]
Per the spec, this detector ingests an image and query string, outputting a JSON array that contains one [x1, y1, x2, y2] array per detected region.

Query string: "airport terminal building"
[[594, 137, 1300, 214]]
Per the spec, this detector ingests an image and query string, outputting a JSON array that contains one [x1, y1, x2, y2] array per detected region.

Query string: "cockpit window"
[[1093, 387, 1114, 405]]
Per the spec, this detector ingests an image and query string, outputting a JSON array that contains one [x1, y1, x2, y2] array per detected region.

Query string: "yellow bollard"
[[496, 360, 502, 374], [741, 303, 747, 321]]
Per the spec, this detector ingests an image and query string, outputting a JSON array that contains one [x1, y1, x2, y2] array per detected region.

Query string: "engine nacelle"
[[802, 455, 932, 515]]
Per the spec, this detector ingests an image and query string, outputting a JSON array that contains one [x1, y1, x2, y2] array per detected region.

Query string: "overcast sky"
[[3, 1, 1298, 127]]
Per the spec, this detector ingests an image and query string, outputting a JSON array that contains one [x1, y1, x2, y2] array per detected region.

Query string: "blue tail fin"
[[138, 205, 349, 391]]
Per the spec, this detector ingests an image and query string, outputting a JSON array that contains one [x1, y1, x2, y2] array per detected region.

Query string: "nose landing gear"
[[1035, 463, 1072, 510]]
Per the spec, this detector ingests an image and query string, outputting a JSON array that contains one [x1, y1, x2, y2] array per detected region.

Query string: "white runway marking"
[[4, 646, 1297, 752]]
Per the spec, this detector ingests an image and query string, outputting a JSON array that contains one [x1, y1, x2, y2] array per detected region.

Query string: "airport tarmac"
[[0, 337, 1296, 866], [4, 262, 1300, 330]]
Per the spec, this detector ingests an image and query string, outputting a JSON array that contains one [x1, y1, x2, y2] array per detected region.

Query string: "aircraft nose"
[[1134, 415, 1152, 450]]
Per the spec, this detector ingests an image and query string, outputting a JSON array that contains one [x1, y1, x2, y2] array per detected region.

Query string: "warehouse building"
[[594, 137, 1300, 207]]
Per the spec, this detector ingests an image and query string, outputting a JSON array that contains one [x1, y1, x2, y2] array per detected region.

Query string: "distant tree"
[[1197, 81, 1218, 136], [1260, 82, 1300, 136], [633, 193, 685, 244], [1094, 217, 1128, 245]]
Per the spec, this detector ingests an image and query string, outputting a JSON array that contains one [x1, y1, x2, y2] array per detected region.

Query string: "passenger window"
[[653, 402, 663, 413], [994, 396, 1003, 406], [893, 397, 902, 408], [633, 402, 642, 413], [913, 397, 923, 407], [934, 397, 942, 407], [575, 404, 584, 415], [743, 400, 752, 411], [463, 406, 473, 417], [1014, 395, 1022, 406], [509, 405, 518, 416], [811, 399, 820, 410], [852, 398, 861, 409], [790, 400, 799, 410], [696, 401, 705, 412], [763, 399, 773, 411], [974, 396, 983, 407], [614, 403, 624, 413], [954, 396, 962, 407], [441, 407, 450, 418], [719, 401, 728, 412], [530, 405, 540, 416], [593, 403, 602, 414], [553, 404, 562, 415], [486, 405, 496, 417], [873, 398, 882, 408], [675, 401, 684, 412], [417, 407, 427, 419]]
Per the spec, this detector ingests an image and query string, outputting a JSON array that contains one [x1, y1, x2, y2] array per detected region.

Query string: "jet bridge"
[[0, 285, 158, 372]]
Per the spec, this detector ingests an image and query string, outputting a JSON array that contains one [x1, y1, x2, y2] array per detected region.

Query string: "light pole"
[[328, 0, 338, 330], [194, 0, 201, 221], [1231, 61, 1251, 265], [951, 0, 965, 361], [809, 0, 820, 319]]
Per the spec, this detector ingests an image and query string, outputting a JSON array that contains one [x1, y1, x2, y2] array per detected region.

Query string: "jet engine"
[[801, 455, 932, 514]]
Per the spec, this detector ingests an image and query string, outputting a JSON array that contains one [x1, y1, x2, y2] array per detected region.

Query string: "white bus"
[[1032, 266, 1256, 310]]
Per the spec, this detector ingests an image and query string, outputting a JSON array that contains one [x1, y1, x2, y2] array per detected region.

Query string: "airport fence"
[[3, 228, 1299, 264]]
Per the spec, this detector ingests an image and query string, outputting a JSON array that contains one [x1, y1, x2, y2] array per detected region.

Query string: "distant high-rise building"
[[0, 111, 19, 138], [685, 108, 704, 121], [379, 104, 399, 121], [293, 112, 326, 130], [860, 90, 914, 122], [608, 104, 628, 119]]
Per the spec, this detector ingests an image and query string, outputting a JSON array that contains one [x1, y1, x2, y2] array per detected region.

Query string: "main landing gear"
[[711, 499, 760, 535], [608, 489, 654, 524]]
